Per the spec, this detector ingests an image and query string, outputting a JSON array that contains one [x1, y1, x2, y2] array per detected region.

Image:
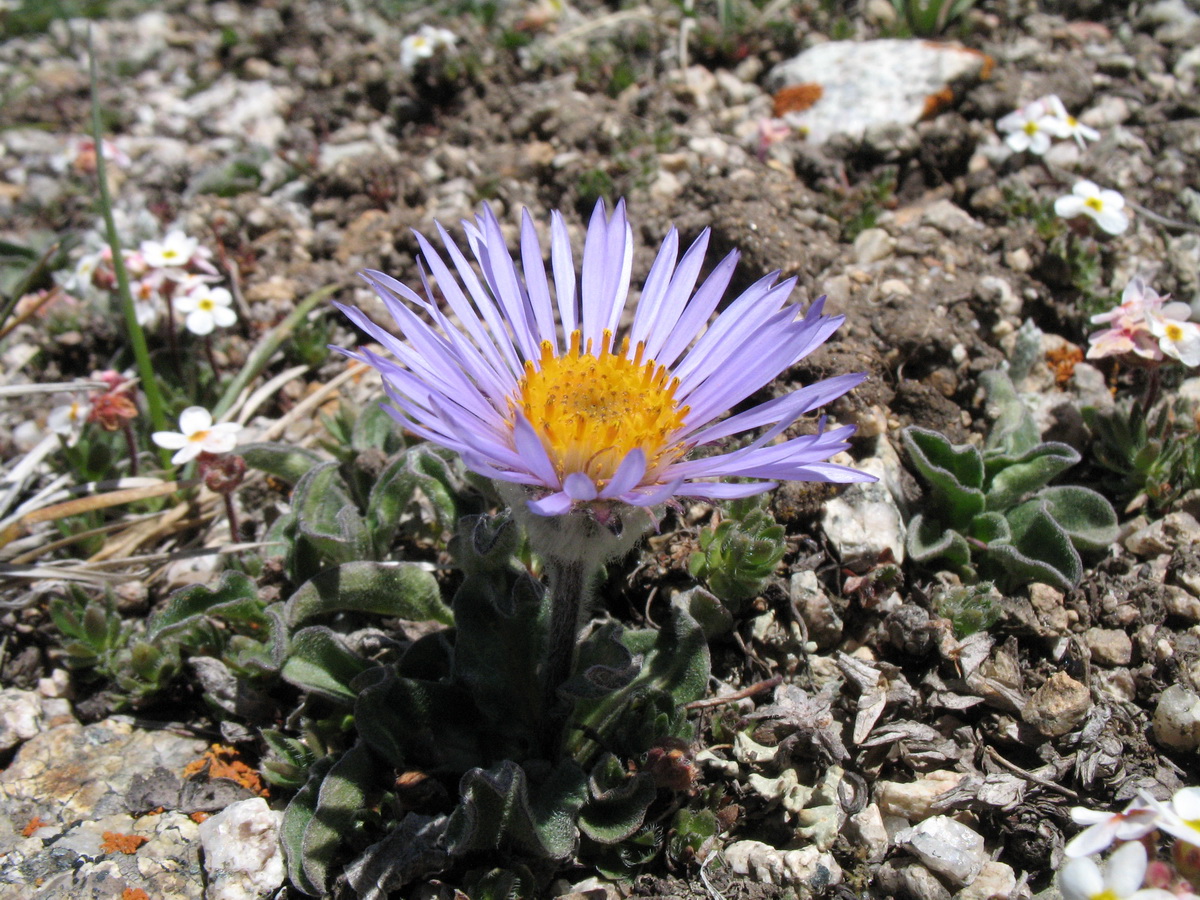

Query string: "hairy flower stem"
[[542, 555, 594, 751], [223, 494, 240, 542], [121, 421, 139, 477]]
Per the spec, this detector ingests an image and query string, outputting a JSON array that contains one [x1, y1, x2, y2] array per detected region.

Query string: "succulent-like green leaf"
[[282, 755, 335, 897], [291, 461, 371, 577], [284, 561, 451, 628], [281, 626, 372, 704], [980, 369, 1040, 458], [688, 509, 787, 605], [967, 511, 1010, 545], [240, 442, 325, 484], [577, 753, 657, 844], [445, 759, 587, 860], [989, 502, 1082, 590], [906, 512, 972, 569], [667, 808, 718, 866], [261, 728, 319, 789], [1033, 485, 1119, 552], [902, 427, 986, 526], [984, 442, 1079, 511], [147, 571, 266, 643], [366, 445, 462, 554]]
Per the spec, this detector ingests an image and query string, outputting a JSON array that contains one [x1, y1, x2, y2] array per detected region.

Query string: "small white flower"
[[1149, 786, 1200, 847], [1059, 841, 1175, 900], [152, 407, 242, 465], [1055, 180, 1130, 235], [47, 397, 91, 443], [1066, 800, 1164, 857], [175, 284, 237, 336], [140, 231, 199, 270], [399, 24, 458, 72], [1045, 95, 1101, 148], [997, 98, 1061, 155], [1146, 309, 1200, 367]]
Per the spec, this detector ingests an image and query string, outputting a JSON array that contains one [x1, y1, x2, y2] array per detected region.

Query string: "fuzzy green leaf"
[[295, 743, 380, 897], [577, 753, 657, 844], [284, 561, 451, 628], [366, 445, 461, 554], [1033, 485, 1119, 552], [240, 442, 325, 484], [282, 755, 335, 897], [291, 461, 371, 575], [984, 442, 1079, 511], [906, 512, 972, 569], [902, 427, 986, 525], [281, 626, 372, 704], [147, 571, 265, 643], [989, 502, 1082, 590]]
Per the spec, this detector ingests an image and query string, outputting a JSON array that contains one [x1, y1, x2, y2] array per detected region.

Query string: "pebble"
[[846, 803, 890, 863], [877, 771, 966, 822], [957, 861, 1018, 900], [921, 200, 981, 236], [0, 689, 42, 752], [821, 457, 906, 568], [1153, 684, 1200, 752], [1125, 512, 1200, 557], [976, 275, 1022, 318], [198, 798, 286, 900], [853, 228, 895, 265], [1022, 672, 1090, 737], [1164, 584, 1200, 622], [723, 840, 842, 891], [789, 570, 843, 650], [895, 816, 986, 887], [1085, 627, 1133, 667], [1028, 584, 1069, 637]]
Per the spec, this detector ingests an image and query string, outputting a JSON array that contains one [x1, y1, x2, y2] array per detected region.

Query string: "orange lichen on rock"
[[123, 889, 150, 900], [21, 816, 49, 838], [101, 832, 149, 855], [183, 744, 269, 797], [1047, 344, 1084, 385], [921, 87, 956, 119], [189, 811, 210, 824], [772, 82, 823, 117]]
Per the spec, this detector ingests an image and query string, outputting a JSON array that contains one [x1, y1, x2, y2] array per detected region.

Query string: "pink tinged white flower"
[[1066, 799, 1165, 857], [1059, 840, 1177, 900], [1087, 277, 1175, 362], [997, 98, 1061, 155], [1151, 787, 1200, 848], [140, 231, 199, 271], [1055, 180, 1130, 235], [152, 407, 242, 465], [47, 397, 91, 440], [399, 24, 458, 72], [335, 200, 875, 518], [1147, 310, 1200, 367], [175, 284, 236, 335], [1045, 94, 1101, 148]]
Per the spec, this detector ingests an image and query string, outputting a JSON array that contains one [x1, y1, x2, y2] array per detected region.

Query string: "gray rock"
[[821, 457, 906, 568], [1022, 672, 1090, 737], [0, 689, 42, 752], [765, 40, 991, 145], [956, 861, 1018, 900], [1124, 512, 1200, 557], [921, 200, 981, 236], [895, 816, 986, 887], [789, 570, 842, 649], [198, 798, 285, 900], [1153, 684, 1200, 752], [853, 228, 895, 265], [1085, 628, 1133, 667]]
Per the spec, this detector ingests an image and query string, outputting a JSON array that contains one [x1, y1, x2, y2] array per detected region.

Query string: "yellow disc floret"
[[514, 329, 689, 488]]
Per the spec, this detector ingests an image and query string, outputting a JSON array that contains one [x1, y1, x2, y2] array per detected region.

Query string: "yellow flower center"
[[1090, 891, 1118, 900], [1067, 115, 1079, 127], [1085, 197, 1104, 212], [1023, 121, 1038, 135], [189, 429, 210, 443], [514, 329, 689, 487], [1166, 322, 1185, 342], [199, 298, 215, 312]]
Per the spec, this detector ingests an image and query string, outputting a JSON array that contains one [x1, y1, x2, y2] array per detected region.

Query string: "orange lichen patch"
[[21, 816, 49, 838], [1047, 345, 1085, 385], [123, 889, 150, 900], [101, 832, 149, 855], [921, 87, 956, 120], [184, 744, 269, 798], [189, 811, 210, 824], [772, 82, 823, 117]]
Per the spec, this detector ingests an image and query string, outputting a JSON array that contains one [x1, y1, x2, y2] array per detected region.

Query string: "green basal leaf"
[[445, 759, 587, 860], [295, 743, 380, 897], [240, 442, 325, 485], [290, 461, 371, 578], [147, 571, 266, 643], [282, 755, 335, 897], [906, 512, 972, 569], [367, 445, 463, 554], [991, 501, 1082, 590], [352, 401, 405, 455], [284, 560, 451, 629], [280, 626, 372, 704], [984, 441, 1079, 511], [667, 807, 718, 866], [980, 369, 1040, 459], [1035, 484, 1119, 552], [577, 753, 657, 844], [967, 511, 1010, 545], [901, 427, 986, 525]]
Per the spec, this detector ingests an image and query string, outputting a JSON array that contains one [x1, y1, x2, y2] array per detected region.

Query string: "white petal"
[[178, 406, 214, 436], [1059, 857, 1104, 900], [1174, 787, 1200, 820], [152, 431, 188, 450], [186, 310, 215, 335], [1096, 207, 1129, 235], [171, 443, 204, 465], [1056, 196, 1086, 218], [1105, 839, 1147, 896]]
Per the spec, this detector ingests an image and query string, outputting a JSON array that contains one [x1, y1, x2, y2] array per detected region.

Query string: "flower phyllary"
[[336, 200, 873, 523], [1055, 180, 1130, 235], [152, 407, 242, 465]]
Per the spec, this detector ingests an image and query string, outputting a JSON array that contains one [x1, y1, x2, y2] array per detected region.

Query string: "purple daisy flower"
[[335, 199, 874, 517]]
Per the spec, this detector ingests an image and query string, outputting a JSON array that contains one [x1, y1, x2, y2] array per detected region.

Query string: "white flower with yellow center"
[[997, 98, 1061, 155], [1055, 180, 1130, 235], [399, 24, 458, 72], [47, 397, 91, 442], [1146, 309, 1200, 367], [140, 231, 198, 271], [1059, 840, 1175, 900], [176, 284, 237, 336], [1046, 95, 1100, 148], [152, 407, 242, 465]]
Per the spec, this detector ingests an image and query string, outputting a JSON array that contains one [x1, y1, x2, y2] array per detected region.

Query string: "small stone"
[[37, 670, 71, 700], [0, 689, 42, 752], [1164, 584, 1200, 622], [853, 228, 895, 265], [821, 457, 906, 568], [921, 200, 980, 236], [790, 570, 842, 650], [847, 803, 890, 863], [895, 816, 986, 887], [1004, 248, 1032, 273], [1028, 584, 1069, 637], [877, 771, 966, 821], [976, 275, 1021, 317], [723, 840, 842, 890], [956, 861, 1017, 900], [1153, 684, 1200, 752], [1022, 672, 1090, 737], [875, 860, 952, 900], [1125, 512, 1200, 557], [1085, 627, 1133, 667], [198, 797, 286, 900]]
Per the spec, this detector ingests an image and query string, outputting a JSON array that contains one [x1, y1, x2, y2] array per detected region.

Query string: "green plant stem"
[[542, 555, 592, 749], [87, 26, 168, 442]]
